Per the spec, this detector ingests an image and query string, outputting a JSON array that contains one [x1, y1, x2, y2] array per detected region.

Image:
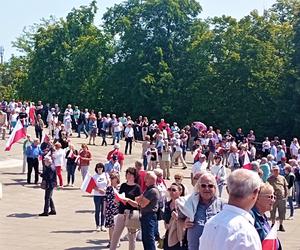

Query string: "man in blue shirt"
[[26, 138, 42, 184], [104, 155, 120, 174]]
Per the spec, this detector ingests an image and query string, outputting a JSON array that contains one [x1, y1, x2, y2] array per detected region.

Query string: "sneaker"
[[70, 184, 74, 187], [101, 226, 107, 232], [287, 216, 294, 220], [49, 211, 56, 215], [278, 224, 285, 232], [182, 166, 187, 170], [96, 226, 101, 232], [39, 213, 48, 216]]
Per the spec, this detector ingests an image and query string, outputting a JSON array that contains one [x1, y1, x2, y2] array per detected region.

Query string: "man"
[[177, 173, 223, 250], [235, 127, 244, 144], [136, 171, 160, 250], [199, 169, 262, 250], [191, 154, 207, 183], [104, 155, 120, 174], [0, 109, 8, 140], [107, 144, 124, 170], [267, 165, 288, 231], [290, 138, 300, 159], [77, 110, 88, 138], [26, 138, 43, 184]]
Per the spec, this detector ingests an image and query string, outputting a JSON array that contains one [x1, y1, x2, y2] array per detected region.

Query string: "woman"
[[210, 155, 226, 197], [163, 183, 186, 250], [285, 165, 295, 220], [105, 172, 121, 248], [93, 163, 109, 232], [141, 116, 149, 141], [176, 173, 223, 250], [65, 144, 78, 187], [39, 156, 57, 216], [141, 135, 151, 170], [251, 183, 282, 249], [227, 146, 240, 171], [78, 144, 92, 180], [124, 123, 134, 155], [110, 167, 141, 250], [161, 141, 172, 179], [35, 114, 44, 141], [52, 142, 65, 188], [88, 114, 97, 145]]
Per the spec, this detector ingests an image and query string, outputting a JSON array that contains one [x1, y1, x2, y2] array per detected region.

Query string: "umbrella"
[[193, 121, 207, 131]]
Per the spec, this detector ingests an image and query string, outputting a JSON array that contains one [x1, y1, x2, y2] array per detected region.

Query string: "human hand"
[[184, 218, 194, 229]]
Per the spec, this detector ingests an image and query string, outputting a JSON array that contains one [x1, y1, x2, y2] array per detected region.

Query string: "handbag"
[[40, 179, 47, 190], [124, 209, 140, 232]]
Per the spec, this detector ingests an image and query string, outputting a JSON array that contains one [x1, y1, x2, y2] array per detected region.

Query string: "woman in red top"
[[78, 143, 92, 180]]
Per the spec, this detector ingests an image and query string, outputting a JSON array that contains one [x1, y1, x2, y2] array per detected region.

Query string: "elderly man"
[[176, 173, 223, 250], [199, 169, 262, 250], [26, 138, 43, 184], [251, 183, 281, 249], [136, 171, 160, 250], [267, 165, 288, 231], [0, 109, 8, 140]]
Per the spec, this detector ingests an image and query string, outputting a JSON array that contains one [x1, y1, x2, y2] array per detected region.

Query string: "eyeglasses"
[[260, 194, 276, 200], [168, 188, 178, 192], [200, 184, 215, 189]]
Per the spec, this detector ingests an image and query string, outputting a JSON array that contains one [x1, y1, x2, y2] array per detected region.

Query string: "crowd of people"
[[1, 99, 300, 250]]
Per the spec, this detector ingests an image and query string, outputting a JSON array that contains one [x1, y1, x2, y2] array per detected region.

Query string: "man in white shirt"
[[199, 169, 262, 250], [191, 154, 207, 183]]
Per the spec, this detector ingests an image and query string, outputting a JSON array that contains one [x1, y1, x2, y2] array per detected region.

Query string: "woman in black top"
[[65, 144, 78, 186], [110, 167, 141, 250]]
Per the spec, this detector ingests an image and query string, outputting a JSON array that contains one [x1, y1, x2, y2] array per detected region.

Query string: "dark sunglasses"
[[260, 194, 276, 200], [168, 188, 178, 192], [174, 177, 181, 180], [200, 184, 215, 189]]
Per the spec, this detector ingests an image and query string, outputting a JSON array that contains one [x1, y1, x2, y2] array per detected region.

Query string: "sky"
[[1, 0, 276, 61]]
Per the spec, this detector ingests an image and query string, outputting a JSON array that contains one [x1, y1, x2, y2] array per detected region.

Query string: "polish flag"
[[242, 153, 252, 170], [262, 223, 278, 250], [81, 174, 97, 193], [113, 188, 127, 205], [5, 120, 27, 151]]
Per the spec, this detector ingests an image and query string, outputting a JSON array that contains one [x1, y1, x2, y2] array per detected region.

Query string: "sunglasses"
[[168, 188, 178, 192], [200, 184, 215, 189], [260, 194, 276, 200], [174, 177, 181, 180]]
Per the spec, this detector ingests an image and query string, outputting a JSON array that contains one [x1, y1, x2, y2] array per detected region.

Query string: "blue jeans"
[[113, 131, 121, 144], [93, 196, 105, 226], [140, 213, 157, 250], [287, 196, 294, 217], [77, 123, 88, 137], [143, 155, 148, 170], [66, 162, 76, 184]]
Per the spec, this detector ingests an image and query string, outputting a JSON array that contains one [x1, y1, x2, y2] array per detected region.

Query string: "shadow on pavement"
[[1, 172, 25, 175], [51, 229, 95, 234], [7, 213, 37, 218], [75, 210, 94, 214], [3, 178, 27, 186], [65, 247, 102, 250]]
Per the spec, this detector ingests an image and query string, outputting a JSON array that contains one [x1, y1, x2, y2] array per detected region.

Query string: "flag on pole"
[[242, 153, 252, 170], [113, 188, 127, 205], [262, 223, 278, 250], [5, 120, 27, 151], [81, 174, 97, 193]]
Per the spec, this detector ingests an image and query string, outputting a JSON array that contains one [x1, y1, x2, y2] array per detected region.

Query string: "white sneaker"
[[101, 226, 107, 232], [287, 216, 294, 220], [96, 226, 101, 232]]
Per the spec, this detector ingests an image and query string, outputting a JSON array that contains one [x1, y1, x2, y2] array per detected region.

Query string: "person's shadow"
[[7, 213, 37, 218]]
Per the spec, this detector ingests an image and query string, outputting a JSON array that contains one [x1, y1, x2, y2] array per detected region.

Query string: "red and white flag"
[[5, 120, 27, 151], [262, 223, 278, 250], [81, 174, 97, 193], [113, 188, 127, 205], [242, 153, 252, 170]]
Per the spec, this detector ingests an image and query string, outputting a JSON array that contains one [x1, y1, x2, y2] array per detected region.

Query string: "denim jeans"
[[77, 123, 88, 137], [66, 162, 76, 184], [94, 196, 105, 226], [113, 131, 121, 144], [287, 196, 294, 217], [140, 213, 157, 250], [295, 181, 300, 206]]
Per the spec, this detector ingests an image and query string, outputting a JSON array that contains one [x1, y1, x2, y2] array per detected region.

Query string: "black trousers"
[[125, 137, 133, 154], [43, 188, 55, 214], [27, 157, 39, 184]]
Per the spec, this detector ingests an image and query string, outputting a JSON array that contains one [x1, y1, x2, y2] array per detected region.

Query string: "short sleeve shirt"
[[141, 185, 160, 215]]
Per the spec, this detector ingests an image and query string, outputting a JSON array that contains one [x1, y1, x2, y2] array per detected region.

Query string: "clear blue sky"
[[1, 0, 276, 61]]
